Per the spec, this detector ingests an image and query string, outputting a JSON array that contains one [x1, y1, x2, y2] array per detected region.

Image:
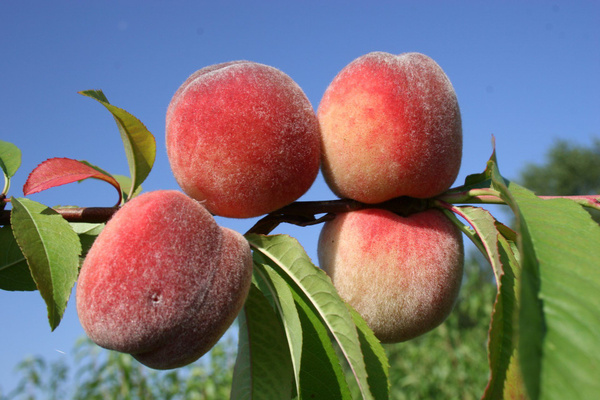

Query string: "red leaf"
[[23, 158, 122, 203]]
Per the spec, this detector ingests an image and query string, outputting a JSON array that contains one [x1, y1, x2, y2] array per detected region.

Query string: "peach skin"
[[318, 208, 464, 343], [166, 61, 321, 218], [76, 190, 253, 369], [318, 52, 462, 203]]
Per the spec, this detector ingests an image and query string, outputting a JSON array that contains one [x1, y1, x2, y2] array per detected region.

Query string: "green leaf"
[[0, 225, 36, 291], [479, 145, 600, 399], [231, 282, 294, 400], [0, 140, 22, 194], [292, 286, 353, 400], [253, 255, 352, 399], [70, 222, 104, 260], [252, 258, 304, 397], [348, 305, 390, 400], [10, 197, 82, 330], [0, 140, 21, 179], [482, 231, 524, 399], [79, 90, 155, 199], [246, 234, 378, 400], [508, 183, 600, 400], [112, 174, 143, 203], [451, 206, 505, 284]]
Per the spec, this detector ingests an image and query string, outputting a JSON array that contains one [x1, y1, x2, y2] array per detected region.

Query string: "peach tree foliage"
[[1, 92, 599, 400]]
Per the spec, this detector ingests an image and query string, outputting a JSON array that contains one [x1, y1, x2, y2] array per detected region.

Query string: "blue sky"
[[1, 0, 599, 393]]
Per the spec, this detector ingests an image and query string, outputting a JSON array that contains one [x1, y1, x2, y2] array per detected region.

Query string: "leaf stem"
[[1, 192, 598, 234], [2, 176, 9, 197], [436, 188, 506, 205], [434, 200, 489, 260]]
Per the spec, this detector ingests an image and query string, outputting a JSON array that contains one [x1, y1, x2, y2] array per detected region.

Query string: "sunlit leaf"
[[23, 158, 122, 204], [231, 282, 294, 400], [254, 255, 353, 399], [112, 174, 142, 203], [0, 140, 22, 194], [10, 197, 81, 330], [246, 234, 380, 400], [292, 286, 353, 400], [347, 305, 390, 400], [452, 205, 504, 284], [79, 90, 155, 199], [509, 184, 600, 400], [446, 203, 527, 398], [252, 259, 303, 397], [0, 140, 22, 179], [70, 222, 105, 260], [0, 225, 36, 291], [479, 147, 600, 399]]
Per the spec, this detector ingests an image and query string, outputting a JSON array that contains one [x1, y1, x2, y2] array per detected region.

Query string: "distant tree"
[[3, 336, 236, 400], [519, 138, 600, 222]]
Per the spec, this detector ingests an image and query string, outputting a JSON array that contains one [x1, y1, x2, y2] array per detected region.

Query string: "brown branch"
[[1, 207, 118, 226], [0, 196, 430, 234], [246, 197, 430, 235]]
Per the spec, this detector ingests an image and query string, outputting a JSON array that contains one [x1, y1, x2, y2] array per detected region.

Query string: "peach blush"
[[166, 61, 321, 218], [318, 52, 462, 203], [318, 208, 464, 343]]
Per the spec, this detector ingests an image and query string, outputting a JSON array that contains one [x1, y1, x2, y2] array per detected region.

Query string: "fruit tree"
[[1, 51, 599, 400]]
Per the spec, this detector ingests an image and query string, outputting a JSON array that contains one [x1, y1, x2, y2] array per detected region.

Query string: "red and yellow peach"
[[166, 61, 321, 218], [318, 52, 462, 203], [318, 208, 464, 343]]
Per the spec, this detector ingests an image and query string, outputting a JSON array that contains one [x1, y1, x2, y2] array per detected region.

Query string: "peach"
[[318, 52, 462, 203], [318, 208, 463, 343], [76, 190, 253, 369], [166, 61, 321, 218]]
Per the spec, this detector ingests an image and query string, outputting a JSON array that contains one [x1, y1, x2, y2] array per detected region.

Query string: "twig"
[[245, 197, 430, 235], [0, 207, 118, 226]]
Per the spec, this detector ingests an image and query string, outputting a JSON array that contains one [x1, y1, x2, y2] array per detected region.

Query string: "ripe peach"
[[318, 208, 463, 343], [76, 190, 253, 369], [166, 61, 321, 218], [318, 52, 462, 203]]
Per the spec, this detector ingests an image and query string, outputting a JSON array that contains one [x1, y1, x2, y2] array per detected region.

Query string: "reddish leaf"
[[23, 158, 121, 203]]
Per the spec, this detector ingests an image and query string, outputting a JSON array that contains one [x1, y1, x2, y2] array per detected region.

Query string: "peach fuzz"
[[318, 52, 462, 203], [76, 190, 253, 369], [166, 61, 321, 218], [318, 208, 463, 343]]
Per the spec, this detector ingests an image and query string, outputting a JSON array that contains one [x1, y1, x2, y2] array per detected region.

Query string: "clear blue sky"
[[1, 0, 599, 393]]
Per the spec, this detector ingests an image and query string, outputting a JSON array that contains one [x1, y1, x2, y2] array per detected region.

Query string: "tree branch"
[[245, 197, 430, 235], [0, 197, 430, 234], [2, 193, 598, 233], [1, 207, 118, 226]]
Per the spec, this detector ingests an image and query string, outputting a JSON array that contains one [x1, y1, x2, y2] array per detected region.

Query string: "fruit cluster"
[[76, 51, 464, 369], [317, 52, 464, 343]]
